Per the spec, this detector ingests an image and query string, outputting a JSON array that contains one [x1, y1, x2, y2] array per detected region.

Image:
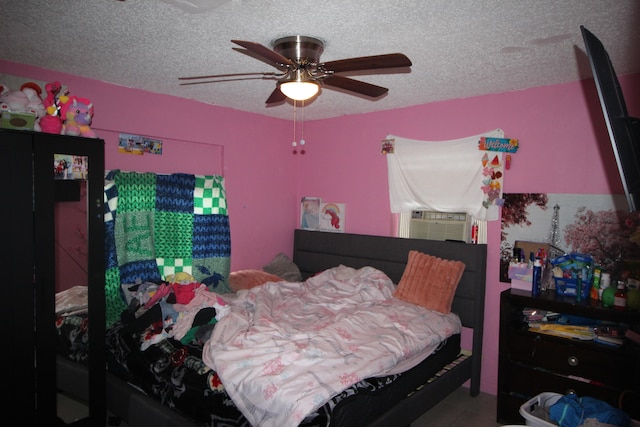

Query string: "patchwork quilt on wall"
[[104, 171, 231, 326]]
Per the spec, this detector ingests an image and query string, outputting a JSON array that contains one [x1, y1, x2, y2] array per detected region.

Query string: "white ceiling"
[[1, 0, 639, 121]]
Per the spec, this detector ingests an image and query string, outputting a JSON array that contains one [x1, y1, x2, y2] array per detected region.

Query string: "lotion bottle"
[[532, 258, 542, 297]]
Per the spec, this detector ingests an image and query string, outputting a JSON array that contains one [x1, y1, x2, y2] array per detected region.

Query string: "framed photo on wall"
[[300, 197, 321, 230], [319, 203, 345, 233]]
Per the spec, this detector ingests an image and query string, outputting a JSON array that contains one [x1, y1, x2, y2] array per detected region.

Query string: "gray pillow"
[[263, 253, 302, 282]]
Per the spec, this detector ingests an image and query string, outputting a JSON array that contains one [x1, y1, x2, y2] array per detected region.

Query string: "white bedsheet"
[[202, 265, 461, 427]]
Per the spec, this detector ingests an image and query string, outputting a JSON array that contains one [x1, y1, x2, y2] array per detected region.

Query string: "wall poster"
[[300, 197, 321, 230], [500, 193, 640, 283], [319, 203, 345, 233]]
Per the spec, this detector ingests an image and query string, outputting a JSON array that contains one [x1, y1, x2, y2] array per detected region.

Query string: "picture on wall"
[[500, 193, 640, 282], [319, 203, 345, 233], [118, 133, 163, 155], [300, 197, 321, 230]]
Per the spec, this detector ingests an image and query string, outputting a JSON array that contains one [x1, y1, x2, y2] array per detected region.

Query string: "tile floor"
[[410, 387, 505, 427], [58, 386, 512, 427]]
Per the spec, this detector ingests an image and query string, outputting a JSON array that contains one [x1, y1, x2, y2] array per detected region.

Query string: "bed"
[[57, 227, 486, 427]]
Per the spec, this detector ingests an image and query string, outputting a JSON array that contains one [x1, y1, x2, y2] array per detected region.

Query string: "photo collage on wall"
[[118, 133, 163, 155]]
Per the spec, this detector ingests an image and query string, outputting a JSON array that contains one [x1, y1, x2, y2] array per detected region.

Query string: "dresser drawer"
[[504, 363, 620, 406], [508, 332, 627, 386]]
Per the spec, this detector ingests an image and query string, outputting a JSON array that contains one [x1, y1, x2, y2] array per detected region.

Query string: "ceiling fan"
[[179, 36, 412, 104]]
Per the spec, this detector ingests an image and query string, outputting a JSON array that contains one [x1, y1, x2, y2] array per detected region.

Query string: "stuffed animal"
[[39, 81, 65, 134], [60, 95, 97, 138], [0, 82, 46, 131]]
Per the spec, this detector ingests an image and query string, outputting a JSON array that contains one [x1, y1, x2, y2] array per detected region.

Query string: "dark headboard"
[[293, 229, 487, 329]]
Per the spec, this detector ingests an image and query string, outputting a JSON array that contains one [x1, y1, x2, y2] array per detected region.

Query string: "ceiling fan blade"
[[322, 53, 412, 74], [265, 87, 287, 104], [322, 75, 388, 98], [231, 40, 294, 68], [179, 71, 282, 81], [179, 77, 279, 86], [232, 47, 291, 70]]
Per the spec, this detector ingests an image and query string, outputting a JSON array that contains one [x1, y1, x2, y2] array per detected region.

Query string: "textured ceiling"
[[1, 0, 639, 121]]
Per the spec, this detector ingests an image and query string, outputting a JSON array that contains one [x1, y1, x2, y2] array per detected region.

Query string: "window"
[[399, 210, 486, 243]]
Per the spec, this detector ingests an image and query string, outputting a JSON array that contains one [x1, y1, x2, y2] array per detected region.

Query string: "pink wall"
[[3, 59, 639, 397], [1, 60, 298, 270], [298, 74, 640, 395]]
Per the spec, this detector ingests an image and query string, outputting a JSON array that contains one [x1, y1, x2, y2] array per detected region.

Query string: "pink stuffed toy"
[[60, 95, 97, 138], [39, 81, 65, 134]]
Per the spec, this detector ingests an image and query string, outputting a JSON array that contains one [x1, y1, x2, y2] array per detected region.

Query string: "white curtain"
[[386, 129, 504, 221]]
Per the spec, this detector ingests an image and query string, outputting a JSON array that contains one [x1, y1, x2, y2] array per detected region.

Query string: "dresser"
[[1, 129, 105, 426], [497, 288, 640, 424]]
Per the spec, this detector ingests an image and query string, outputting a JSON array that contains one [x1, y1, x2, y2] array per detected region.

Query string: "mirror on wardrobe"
[[55, 154, 89, 294]]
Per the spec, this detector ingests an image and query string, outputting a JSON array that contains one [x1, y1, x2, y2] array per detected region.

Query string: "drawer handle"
[[531, 335, 540, 358], [567, 356, 579, 367]]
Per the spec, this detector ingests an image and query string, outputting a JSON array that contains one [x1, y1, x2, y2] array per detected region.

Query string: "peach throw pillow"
[[394, 250, 466, 314], [228, 270, 283, 292]]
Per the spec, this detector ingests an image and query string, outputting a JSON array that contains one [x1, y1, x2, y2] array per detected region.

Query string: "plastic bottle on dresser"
[[614, 281, 627, 310], [599, 272, 611, 300], [590, 266, 602, 300], [532, 258, 542, 297]]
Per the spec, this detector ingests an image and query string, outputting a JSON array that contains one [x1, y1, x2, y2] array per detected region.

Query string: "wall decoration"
[[481, 152, 504, 209], [381, 138, 395, 154], [118, 133, 163, 155], [478, 137, 519, 153], [320, 203, 345, 233], [500, 193, 640, 283], [300, 197, 321, 230]]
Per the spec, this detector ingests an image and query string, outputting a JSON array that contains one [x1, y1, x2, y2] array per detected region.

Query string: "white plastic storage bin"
[[519, 392, 562, 427], [519, 392, 640, 427]]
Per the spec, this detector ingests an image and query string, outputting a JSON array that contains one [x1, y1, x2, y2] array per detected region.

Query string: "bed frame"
[[293, 230, 487, 426], [58, 229, 487, 427]]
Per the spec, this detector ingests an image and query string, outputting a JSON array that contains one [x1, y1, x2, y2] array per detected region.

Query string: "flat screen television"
[[581, 25, 640, 212]]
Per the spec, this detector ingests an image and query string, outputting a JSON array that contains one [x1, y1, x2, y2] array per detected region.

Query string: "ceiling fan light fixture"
[[280, 81, 319, 101], [279, 69, 319, 101]]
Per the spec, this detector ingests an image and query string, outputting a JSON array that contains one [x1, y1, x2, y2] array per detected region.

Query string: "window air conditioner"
[[408, 211, 470, 242]]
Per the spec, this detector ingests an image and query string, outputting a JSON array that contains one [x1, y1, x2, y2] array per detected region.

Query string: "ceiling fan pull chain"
[[300, 100, 306, 155], [292, 100, 298, 154]]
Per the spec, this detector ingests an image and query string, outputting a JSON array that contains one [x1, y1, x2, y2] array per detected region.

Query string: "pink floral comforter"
[[202, 265, 461, 427]]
